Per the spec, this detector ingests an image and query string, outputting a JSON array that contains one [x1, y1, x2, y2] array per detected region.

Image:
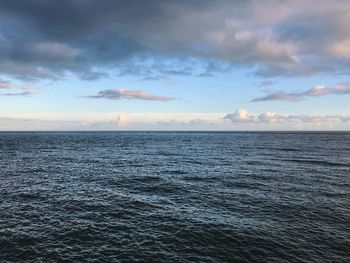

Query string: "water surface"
[[0, 132, 349, 262]]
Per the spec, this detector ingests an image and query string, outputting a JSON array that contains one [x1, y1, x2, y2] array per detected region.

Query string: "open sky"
[[0, 0, 350, 130]]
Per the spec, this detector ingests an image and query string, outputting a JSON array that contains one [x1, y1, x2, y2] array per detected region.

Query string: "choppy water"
[[0, 132, 349, 262]]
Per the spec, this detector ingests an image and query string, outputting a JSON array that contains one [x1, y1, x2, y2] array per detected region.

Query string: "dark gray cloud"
[[85, 88, 174, 101], [252, 83, 350, 102], [1, 0, 350, 80]]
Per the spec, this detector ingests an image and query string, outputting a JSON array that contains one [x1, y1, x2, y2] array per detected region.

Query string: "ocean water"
[[0, 132, 349, 262]]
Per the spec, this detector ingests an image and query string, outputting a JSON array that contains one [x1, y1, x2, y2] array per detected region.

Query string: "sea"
[[0, 132, 349, 262]]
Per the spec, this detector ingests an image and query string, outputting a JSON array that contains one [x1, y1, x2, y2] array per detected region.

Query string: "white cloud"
[[224, 109, 350, 124], [223, 109, 251, 122], [117, 113, 127, 127]]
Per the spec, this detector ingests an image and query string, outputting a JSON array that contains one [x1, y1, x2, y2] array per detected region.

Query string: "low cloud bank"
[[1, 110, 349, 131], [224, 109, 350, 123]]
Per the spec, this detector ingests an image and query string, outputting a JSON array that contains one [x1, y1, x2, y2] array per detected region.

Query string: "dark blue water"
[[0, 132, 349, 262]]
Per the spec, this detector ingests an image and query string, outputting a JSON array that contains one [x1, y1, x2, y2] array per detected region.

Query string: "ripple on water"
[[0, 132, 349, 262]]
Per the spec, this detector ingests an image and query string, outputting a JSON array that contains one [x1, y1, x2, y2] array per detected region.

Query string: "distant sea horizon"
[[1, 130, 350, 132]]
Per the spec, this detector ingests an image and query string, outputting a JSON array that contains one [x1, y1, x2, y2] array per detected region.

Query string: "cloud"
[[252, 92, 301, 102], [257, 80, 275, 92], [0, 117, 119, 131], [25, 42, 81, 63], [224, 108, 251, 122], [259, 80, 274, 88], [117, 113, 127, 127], [0, 90, 34, 97], [1, 0, 350, 80], [224, 108, 350, 124], [224, 109, 278, 123], [0, 79, 37, 97], [0, 79, 13, 89], [85, 88, 174, 101], [1, 111, 349, 131], [190, 118, 207, 125], [252, 83, 350, 102], [0, 112, 223, 131]]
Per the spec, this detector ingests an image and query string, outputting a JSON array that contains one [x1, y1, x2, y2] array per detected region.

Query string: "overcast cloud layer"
[[1, 0, 350, 80]]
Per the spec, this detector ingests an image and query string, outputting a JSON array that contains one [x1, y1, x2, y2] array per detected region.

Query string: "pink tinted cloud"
[[86, 88, 174, 101]]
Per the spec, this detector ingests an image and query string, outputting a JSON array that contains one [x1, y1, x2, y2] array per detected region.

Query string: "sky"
[[0, 0, 350, 130]]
